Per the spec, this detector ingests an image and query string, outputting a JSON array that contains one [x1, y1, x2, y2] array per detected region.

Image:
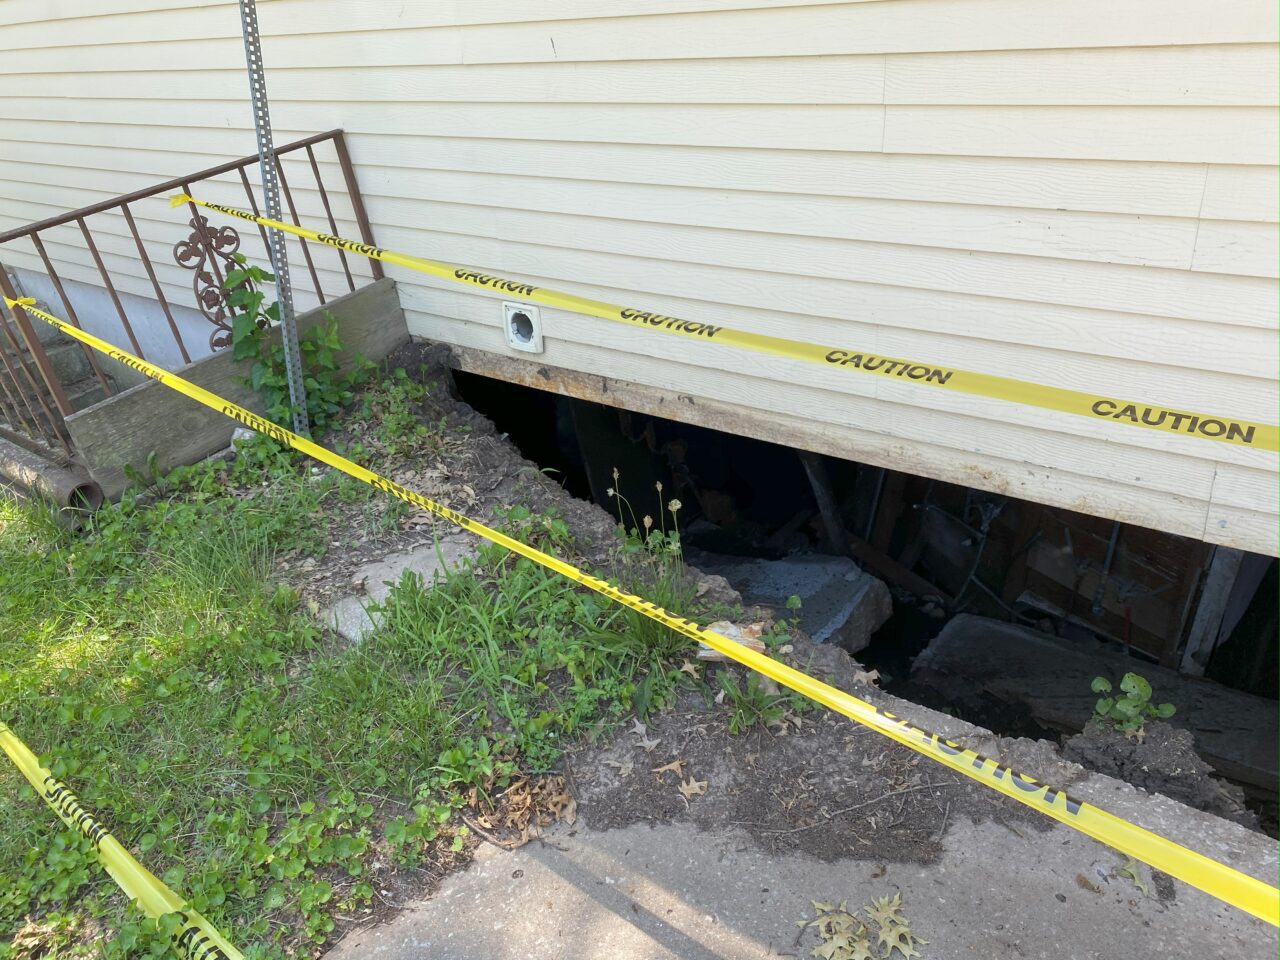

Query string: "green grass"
[[0, 390, 700, 959], [0, 372, 801, 958]]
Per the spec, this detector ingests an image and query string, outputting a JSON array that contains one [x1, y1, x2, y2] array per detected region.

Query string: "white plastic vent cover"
[[503, 302, 543, 354]]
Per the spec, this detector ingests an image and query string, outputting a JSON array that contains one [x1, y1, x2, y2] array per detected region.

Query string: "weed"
[[226, 255, 373, 432], [0, 384, 710, 957], [716, 669, 788, 735], [1091, 672, 1175, 735], [355, 367, 434, 458], [595, 473, 701, 716]]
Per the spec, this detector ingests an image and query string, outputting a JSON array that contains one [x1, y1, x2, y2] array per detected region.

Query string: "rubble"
[[687, 551, 892, 653]]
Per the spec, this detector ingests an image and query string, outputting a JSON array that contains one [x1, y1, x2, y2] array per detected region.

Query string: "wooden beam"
[[1179, 546, 1246, 676]]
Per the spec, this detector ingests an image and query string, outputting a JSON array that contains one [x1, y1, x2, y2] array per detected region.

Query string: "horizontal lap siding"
[[0, 1, 1276, 553]]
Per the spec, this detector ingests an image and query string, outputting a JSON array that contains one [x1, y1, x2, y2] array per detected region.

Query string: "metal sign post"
[[238, 0, 309, 436]]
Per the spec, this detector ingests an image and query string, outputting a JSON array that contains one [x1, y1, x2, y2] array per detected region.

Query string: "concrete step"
[[66, 378, 108, 413], [3, 300, 64, 347], [45, 341, 93, 386]]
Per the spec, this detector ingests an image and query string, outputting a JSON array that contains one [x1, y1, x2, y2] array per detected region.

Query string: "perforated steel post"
[[238, 0, 309, 436]]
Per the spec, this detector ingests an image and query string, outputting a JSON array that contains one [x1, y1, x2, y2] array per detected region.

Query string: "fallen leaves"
[[652, 758, 687, 777], [629, 719, 660, 752], [468, 774, 577, 847], [1075, 873, 1102, 894], [1116, 857, 1149, 896], [604, 758, 634, 779], [799, 893, 927, 960], [678, 776, 708, 804]]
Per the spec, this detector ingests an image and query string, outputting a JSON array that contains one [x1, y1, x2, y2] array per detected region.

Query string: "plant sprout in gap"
[[1091, 672, 1175, 736]]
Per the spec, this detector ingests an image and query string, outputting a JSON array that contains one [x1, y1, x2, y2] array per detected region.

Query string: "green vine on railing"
[[224, 254, 372, 433]]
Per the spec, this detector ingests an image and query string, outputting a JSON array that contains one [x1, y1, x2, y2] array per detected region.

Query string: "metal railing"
[[0, 129, 382, 456]]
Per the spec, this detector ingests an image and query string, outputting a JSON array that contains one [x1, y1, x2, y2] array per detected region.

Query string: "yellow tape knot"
[[4, 297, 36, 308], [168, 193, 193, 208]]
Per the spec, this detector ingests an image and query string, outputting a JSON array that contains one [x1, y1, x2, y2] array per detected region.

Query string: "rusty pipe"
[[0, 436, 103, 513]]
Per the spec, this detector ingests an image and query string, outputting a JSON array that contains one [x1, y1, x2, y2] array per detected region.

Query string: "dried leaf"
[[697, 620, 769, 661], [652, 758, 687, 777], [604, 759, 634, 778], [1075, 873, 1102, 894], [877, 923, 924, 959], [637, 734, 661, 752], [866, 893, 904, 929], [679, 660, 700, 677], [679, 777, 708, 801], [1117, 857, 1149, 896]]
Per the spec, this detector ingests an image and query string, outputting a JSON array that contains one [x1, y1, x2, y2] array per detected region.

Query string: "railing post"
[[0, 267, 73, 422], [333, 131, 384, 281]]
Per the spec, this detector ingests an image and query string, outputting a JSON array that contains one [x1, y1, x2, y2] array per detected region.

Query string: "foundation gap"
[[450, 368, 1277, 832]]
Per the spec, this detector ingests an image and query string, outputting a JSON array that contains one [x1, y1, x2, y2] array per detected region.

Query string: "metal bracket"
[[239, 0, 309, 437]]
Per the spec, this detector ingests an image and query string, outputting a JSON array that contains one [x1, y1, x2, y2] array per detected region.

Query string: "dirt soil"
[[563, 633, 1049, 866], [265, 341, 621, 612], [1063, 720, 1258, 829]]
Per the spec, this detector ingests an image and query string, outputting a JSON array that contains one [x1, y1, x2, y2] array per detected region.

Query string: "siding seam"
[[880, 56, 888, 152], [1188, 162, 1211, 270], [1201, 462, 1220, 542]]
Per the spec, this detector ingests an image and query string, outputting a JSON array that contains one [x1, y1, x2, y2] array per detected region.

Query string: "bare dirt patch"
[[238, 341, 622, 613], [564, 636, 1050, 866], [1063, 720, 1257, 828]]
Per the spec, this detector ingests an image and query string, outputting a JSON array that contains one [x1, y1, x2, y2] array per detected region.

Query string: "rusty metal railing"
[[0, 129, 383, 456]]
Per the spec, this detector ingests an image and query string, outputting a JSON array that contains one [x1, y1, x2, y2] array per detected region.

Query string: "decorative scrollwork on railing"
[[172, 215, 252, 351]]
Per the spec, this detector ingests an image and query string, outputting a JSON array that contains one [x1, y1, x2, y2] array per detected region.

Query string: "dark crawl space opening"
[[452, 369, 1279, 833]]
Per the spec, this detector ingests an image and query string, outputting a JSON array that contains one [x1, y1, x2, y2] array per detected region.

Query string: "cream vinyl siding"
[[0, 1, 1275, 553]]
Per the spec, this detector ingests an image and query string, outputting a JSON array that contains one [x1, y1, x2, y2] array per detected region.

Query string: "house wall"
[[1, 0, 1276, 553]]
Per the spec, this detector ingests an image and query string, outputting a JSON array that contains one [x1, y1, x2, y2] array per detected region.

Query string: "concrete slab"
[[326, 815, 1275, 960], [66, 278, 409, 500], [912, 615, 1278, 792], [324, 538, 474, 643], [688, 552, 891, 653]]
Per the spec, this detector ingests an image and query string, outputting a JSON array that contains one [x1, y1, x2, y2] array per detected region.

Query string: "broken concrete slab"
[[323, 537, 474, 643], [911, 614, 1278, 794], [688, 551, 891, 653]]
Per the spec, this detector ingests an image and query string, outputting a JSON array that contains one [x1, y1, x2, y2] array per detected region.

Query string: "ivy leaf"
[[1112, 698, 1141, 718], [384, 818, 408, 845], [1090, 677, 1112, 694], [1153, 702, 1176, 718], [1119, 672, 1151, 700]]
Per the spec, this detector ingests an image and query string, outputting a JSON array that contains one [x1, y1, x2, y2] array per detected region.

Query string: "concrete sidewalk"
[[326, 814, 1275, 960]]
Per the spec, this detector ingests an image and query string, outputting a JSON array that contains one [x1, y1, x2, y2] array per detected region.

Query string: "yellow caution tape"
[[0, 720, 242, 960], [7, 294, 1278, 927], [171, 193, 1280, 453]]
